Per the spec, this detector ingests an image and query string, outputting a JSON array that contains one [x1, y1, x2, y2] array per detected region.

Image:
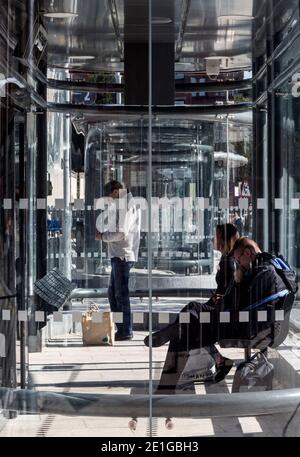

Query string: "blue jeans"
[[108, 258, 134, 336]]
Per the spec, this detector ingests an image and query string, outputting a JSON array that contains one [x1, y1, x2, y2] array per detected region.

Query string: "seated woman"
[[144, 223, 239, 392]]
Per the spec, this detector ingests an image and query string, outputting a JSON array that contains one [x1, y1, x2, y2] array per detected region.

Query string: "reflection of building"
[[214, 150, 251, 209], [83, 121, 215, 285], [175, 71, 250, 105]]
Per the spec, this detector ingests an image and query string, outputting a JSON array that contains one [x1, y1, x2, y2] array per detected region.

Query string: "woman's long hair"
[[216, 223, 239, 254]]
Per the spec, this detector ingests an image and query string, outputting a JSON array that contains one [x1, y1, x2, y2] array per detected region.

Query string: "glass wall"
[[1, 0, 300, 440], [275, 81, 300, 277], [253, 0, 300, 273]]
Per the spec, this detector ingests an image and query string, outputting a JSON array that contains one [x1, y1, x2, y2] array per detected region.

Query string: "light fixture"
[[69, 56, 95, 60], [65, 63, 85, 69], [43, 12, 78, 18], [218, 15, 254, 21], [205, 55, 224, 60], [152, 17, 172, 24]]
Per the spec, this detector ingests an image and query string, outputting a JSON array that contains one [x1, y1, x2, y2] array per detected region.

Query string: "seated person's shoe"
[[115, 333, 133, 341], [214, 358, 234, 383], [144, 325, 173, 348]]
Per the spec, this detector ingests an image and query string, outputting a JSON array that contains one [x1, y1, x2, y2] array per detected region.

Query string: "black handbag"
[[232, 351, 274, 393], [33, 268, 75, 312]]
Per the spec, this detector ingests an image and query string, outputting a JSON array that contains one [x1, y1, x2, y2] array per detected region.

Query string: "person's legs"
[[155, 303, 233, 393], [155, 314, 209, 394], [185, 301, 233, 382], [145, 300, 215, 347], [155, 349, 190, 395], [108, 258, 122, 334], [145, 301, 232, 371], [144, 301, 204, 348], [113, 258, 134, 337], [144, 322, 174, 347]]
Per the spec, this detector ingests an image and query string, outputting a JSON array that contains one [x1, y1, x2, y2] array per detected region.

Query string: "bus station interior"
[[1, 0, 300, 437]]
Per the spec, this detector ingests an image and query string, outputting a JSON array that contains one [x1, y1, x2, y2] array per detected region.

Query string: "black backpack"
[[259, 253, 298, 295]]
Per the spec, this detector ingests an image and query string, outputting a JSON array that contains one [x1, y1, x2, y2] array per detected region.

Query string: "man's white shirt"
[[96, 192, 141, 262]]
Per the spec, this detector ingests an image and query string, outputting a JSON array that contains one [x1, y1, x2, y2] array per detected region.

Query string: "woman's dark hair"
[[104, 180, 123, 196], [216, 223, 239, 253]]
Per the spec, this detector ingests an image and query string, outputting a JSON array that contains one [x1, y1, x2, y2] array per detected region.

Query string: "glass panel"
[[0, 106, 18, 414], [150, 0, 257, 438], [1, 0, 153, 438], [275, 79, 300, 275], [254, 106, 269, 250], [274, 35, 300, 78], [272, 0, 299, 50], [148, 120, 214, 277], [253, 0, 268, 74], [42, 0, 151, 439], [1, 0, 300, 441], [213, 111, 253, 234]]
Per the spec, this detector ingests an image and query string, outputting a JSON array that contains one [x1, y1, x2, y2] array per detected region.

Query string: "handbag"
[[232, 351, 274, 393], [82, 304, 115, 346], [33, 268, 75, 312]]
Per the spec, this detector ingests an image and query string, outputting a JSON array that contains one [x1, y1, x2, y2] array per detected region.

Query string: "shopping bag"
[[177, 347, 216, 389], [33, 268, 75, 312], [232, 351, 274, 392], [82, 304, 114, 346]]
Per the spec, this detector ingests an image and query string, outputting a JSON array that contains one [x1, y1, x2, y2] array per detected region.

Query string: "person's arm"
[[95, 208, 108, 240], [248, 265, 283, 307], [95, 232, 102, 240], [95, 205, 125, 242], [102, 203, 139, 243], [101, 230, 125, 242]]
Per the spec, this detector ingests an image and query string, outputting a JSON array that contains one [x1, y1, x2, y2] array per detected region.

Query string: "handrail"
[[69, 288, 212, 299], [1, 387, 300, 418]]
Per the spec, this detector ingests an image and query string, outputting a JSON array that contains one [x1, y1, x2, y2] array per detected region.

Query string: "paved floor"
[[0, 331, 299, 437]]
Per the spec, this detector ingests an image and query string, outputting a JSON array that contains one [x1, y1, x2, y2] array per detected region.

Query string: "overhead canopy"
[[214, 151, 248, 167]]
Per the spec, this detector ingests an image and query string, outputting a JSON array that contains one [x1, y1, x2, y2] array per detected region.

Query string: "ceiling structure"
[[0, 0, 254, 159], [40, 0, 254, 74]]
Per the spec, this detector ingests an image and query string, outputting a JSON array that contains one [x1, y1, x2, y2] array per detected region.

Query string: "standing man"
[[96, 181, 140, 340]]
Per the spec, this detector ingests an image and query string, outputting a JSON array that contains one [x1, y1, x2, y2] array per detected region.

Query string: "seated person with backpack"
[[145, 223, 239, 383], [151, 237, 298, 394]]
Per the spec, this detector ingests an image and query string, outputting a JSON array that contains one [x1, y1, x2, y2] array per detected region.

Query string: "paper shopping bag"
[[82, 310, 114, 346]]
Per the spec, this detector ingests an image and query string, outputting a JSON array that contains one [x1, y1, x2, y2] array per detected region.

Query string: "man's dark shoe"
[[144, 325, 173, 347], [115, 333, 133, 341], [214, 358, 234, 383]]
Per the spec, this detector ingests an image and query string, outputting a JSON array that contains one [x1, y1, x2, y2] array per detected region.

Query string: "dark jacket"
[[220, 252, 292, 344], [215, 253, 236, 295], [175, 252, 295, 350], [224, 252, 288, 311]]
